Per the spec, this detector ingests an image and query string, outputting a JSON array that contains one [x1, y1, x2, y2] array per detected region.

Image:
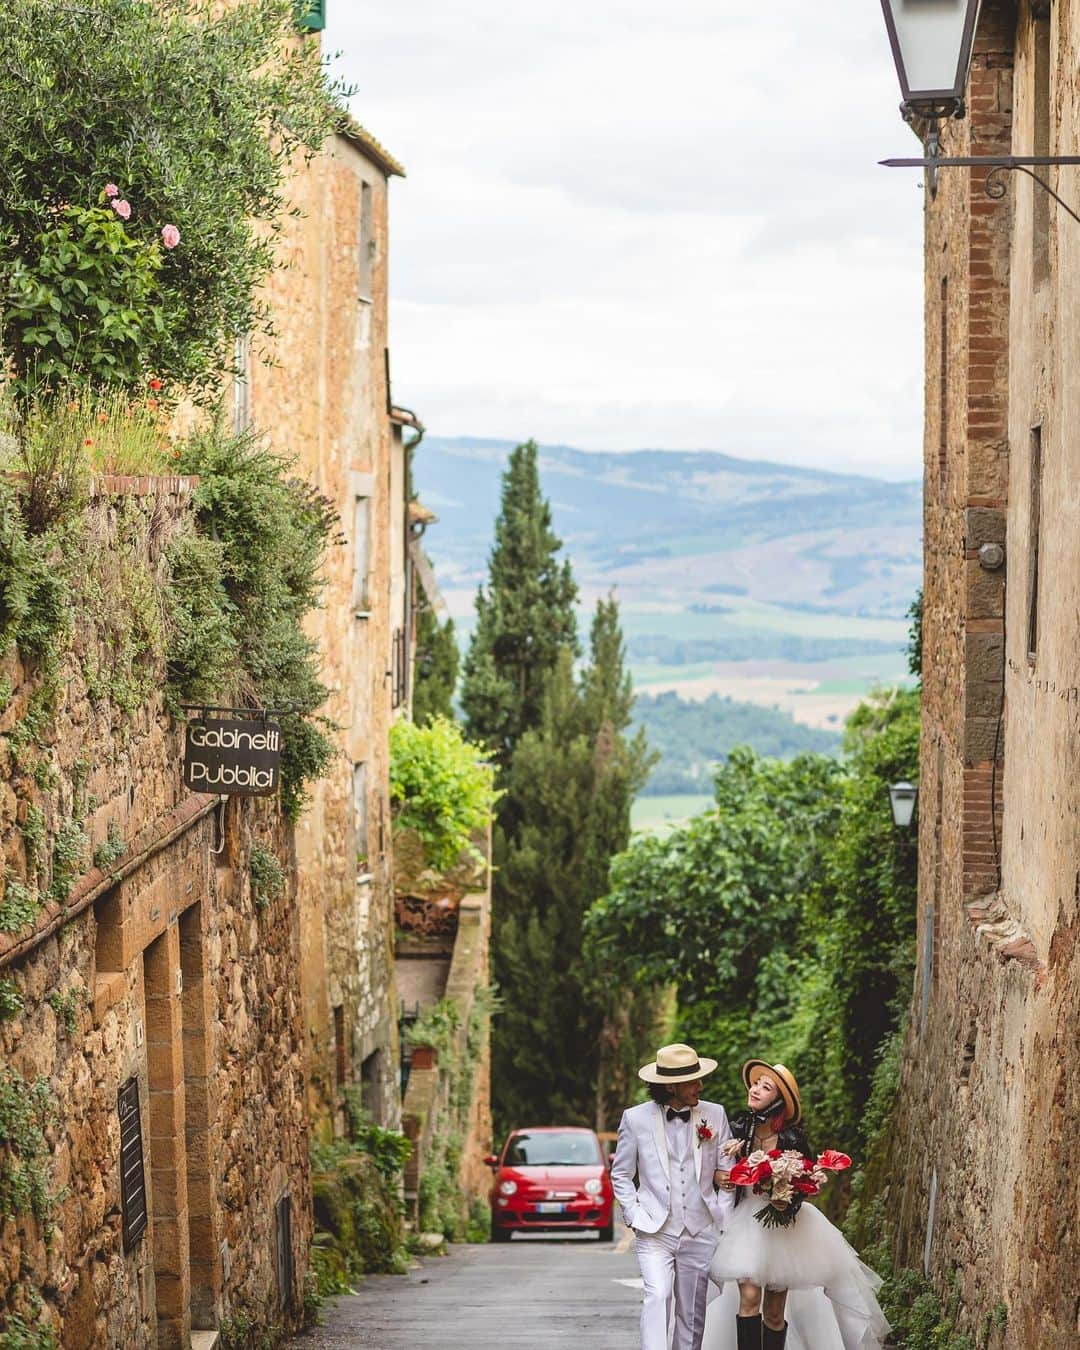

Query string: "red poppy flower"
[[148, 378, 163, 391], [817, 1150, 852, 1172]]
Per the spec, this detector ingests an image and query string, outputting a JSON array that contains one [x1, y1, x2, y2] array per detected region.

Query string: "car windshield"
[[505, 1131, 601, 1166]]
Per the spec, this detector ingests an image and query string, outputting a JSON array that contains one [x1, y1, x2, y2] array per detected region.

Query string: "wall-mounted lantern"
[[878, 0, 1080, 211], [888, 781, 919, 830]]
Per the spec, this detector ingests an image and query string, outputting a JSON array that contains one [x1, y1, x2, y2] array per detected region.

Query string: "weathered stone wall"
[[0, 482, 310, 1347], [247, 127, 405, 1135], [882, 4, 1080, 1345]]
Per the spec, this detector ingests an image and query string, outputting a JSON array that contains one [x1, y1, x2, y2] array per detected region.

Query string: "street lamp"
[[878, 0, 1080, 211], [888, 781, 919, 830], [879, 0, 982, 122]]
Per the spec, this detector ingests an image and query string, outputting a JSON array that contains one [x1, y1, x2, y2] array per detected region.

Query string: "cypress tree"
[[462, 445, 652, 1132], [460, 441, 577, 762]]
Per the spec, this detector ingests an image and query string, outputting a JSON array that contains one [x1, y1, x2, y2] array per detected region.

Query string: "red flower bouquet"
[[729, 1148, 851, 1229]]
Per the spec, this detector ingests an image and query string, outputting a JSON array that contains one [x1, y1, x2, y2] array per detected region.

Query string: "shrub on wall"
[[389, 717, 497, 874], [0, 0, 346, 399]]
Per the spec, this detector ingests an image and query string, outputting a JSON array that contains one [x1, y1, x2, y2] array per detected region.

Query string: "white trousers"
[[634, 1227, 717, 1350]]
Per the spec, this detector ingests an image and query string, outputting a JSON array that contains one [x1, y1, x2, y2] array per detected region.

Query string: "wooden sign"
[[183, 718, 282, 797]]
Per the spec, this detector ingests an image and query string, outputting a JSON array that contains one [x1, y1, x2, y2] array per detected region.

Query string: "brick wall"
[[882, 3, 1080, 1344]]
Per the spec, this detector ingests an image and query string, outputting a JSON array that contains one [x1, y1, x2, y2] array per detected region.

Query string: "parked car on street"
[[485, 1126, 615, 1242]]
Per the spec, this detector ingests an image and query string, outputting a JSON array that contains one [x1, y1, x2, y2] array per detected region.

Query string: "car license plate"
[[534, 1202, 566, 1214]]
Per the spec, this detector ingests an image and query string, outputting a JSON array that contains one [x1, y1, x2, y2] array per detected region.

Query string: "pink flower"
[[112, 199, 132, 221], [104, 184, 119, 199], [161, 224, 181, 250]]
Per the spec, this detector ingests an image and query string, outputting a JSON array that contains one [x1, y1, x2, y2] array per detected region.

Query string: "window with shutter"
[[118, 1077, 148, 1251], [275, 1192, 295, 1308]]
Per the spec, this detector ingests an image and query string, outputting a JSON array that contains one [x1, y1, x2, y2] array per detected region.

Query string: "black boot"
[[762, 1321, 788, 1350], [736, 1314, 762, 1350]]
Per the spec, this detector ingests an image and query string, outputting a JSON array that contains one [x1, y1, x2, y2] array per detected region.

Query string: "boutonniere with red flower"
[[696, 1119, 713, 1143]]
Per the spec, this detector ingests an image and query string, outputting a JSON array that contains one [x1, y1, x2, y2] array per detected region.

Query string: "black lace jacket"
[[727, 1109, 814, 1214]]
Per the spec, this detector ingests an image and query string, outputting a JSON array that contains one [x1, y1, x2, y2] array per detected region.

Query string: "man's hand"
[[713, 1169, 734, 1192]]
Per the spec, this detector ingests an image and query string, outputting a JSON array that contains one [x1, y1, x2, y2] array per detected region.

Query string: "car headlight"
[[499, 1179, 518, 1196], [583, 1178, 603, 1196]]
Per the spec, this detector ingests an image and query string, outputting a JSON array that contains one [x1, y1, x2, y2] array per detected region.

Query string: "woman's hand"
[[721, 1138, 742, 1159]]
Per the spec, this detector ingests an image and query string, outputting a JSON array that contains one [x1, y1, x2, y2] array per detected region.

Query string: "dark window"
[[1028, 426, 1043, 660], [118, 1077, 148, 1251], [333, 1005, 347, 1090], [1033, 7, 1052, 284], [275, 1193, 295, 1309], [391, 627, 408, 709], [359, 182, 374, 300], [504, 1131, 604, 1167], [361, 1049, 381, 1120]]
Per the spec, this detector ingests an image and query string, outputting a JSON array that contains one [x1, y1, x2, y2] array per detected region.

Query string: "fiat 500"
[[486, 1126, 615, 1242]]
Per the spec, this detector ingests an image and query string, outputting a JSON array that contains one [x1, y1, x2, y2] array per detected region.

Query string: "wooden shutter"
[[275, 1192, 295, 1308], [118, 1077, 148, 1251]]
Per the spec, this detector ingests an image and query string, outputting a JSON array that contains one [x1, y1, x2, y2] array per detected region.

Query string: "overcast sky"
[[326, 1, 927, 481]]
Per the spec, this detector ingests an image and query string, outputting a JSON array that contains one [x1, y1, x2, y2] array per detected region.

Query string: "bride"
[[702, 1060, 890, 1350]]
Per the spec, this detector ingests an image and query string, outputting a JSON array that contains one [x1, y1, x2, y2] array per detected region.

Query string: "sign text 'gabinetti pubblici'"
[[182, 718, 282, 796]]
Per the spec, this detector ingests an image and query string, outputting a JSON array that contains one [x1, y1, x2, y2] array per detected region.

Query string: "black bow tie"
[[666, 1107, 692, 1123]]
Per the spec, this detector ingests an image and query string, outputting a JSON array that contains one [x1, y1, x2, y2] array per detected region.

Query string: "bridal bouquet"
[[728, 1148, 851, 1229]]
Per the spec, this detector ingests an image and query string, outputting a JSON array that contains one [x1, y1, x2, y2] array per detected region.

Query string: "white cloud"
[[326, 0, 927, 480]]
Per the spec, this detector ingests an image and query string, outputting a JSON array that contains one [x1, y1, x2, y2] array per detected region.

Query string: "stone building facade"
[[0, 482, 311, 1348], [242, 118, 416, 1137], [883, 2, 1080, 1344]]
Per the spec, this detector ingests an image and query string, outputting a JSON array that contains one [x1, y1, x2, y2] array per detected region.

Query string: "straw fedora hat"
[[639, 1043, 718, 1085], [742, 1060, 801, 1124]]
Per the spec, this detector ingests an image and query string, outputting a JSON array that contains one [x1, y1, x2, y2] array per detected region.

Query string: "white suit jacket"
[[610, 1098, 736, 1234]]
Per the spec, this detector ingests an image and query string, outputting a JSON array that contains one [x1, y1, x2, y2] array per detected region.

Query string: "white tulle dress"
[[701, 1196, 891, 1350]]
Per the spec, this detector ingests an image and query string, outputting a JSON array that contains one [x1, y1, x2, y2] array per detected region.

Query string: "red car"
[[486, 1126, 615, 1242]]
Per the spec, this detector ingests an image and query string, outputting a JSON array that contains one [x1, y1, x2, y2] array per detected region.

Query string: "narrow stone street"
[[294, 1233, 642, 1348]]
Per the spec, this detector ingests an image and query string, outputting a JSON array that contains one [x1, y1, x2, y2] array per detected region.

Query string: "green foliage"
[[0, 978, 23, 1022], [0, 879, 40, 937], [218, 1312, 282, 1350], [5, 201, 164, 395], [0, 1316, 59, 1350], [461, 440, 578, 762], [460, 443, 655, 1131], [390, 717, 496, 873], [92, 823, 127, 873], [406, 998, 461, 1058], [908, 588, 923, 680], [46, 987, 84, 1035], [412, 603, 459, 725], [169, 423, 340, 818], [635, 690, 842, 794], [586, 686, 919, 1153], [249, 843, 286, 912], [310, 1104, 411, 1292], [0, 1071, 59, 1231], [20, 808, 46, 864], [48, 819, 88, 904], [0, 0, 346, 398]]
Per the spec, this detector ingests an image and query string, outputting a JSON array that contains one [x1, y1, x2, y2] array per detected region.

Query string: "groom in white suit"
[[611, 1043, 735, 1350]]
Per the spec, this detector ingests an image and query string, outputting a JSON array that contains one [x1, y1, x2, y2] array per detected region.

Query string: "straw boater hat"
[[742, 1060, 801, 1124], [638, 1043, 718, 1085]]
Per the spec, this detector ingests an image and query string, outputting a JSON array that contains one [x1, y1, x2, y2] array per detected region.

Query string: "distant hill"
[[635, 691, 842, 795], [415, 436, 922, 619]]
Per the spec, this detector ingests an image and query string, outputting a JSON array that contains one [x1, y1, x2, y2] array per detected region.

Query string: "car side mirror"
[[483, 1153, 499, 1168]]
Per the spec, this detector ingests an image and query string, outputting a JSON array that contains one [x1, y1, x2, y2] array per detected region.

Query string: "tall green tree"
[[460, 441, 577, 763], [493, 605, 653, 1130], [412, 603, 459, 725], [461, 447, 651, 1131]]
